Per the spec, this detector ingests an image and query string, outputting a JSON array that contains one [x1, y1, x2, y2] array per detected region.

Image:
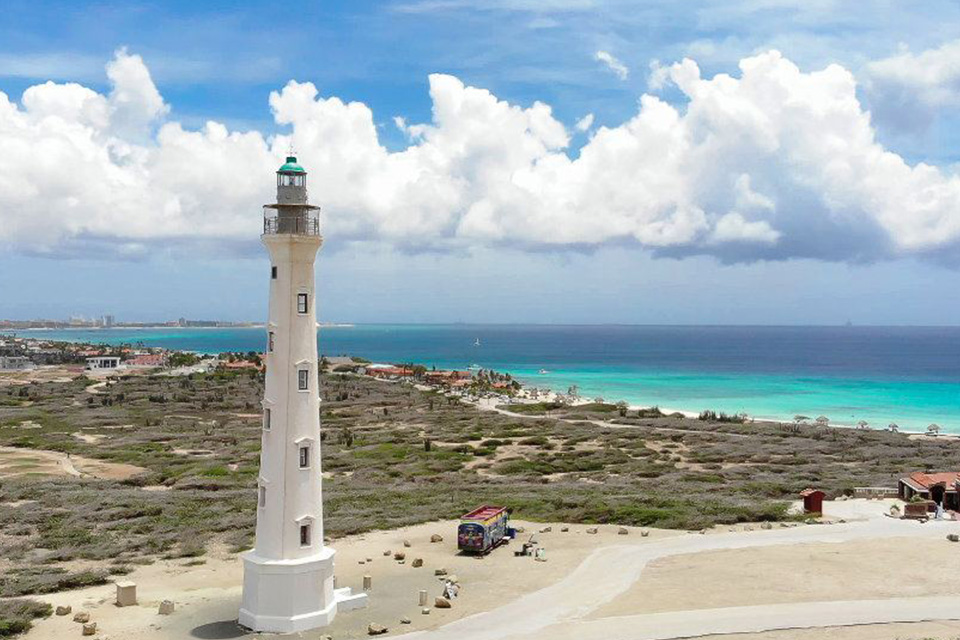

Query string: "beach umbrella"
[[928, 423, 941, 436], [857, 420, 870, 430], [815, 416, 829, 427], [888, 423, 899, 432]]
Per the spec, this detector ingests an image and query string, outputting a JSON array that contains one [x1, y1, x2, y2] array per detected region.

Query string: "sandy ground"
[[0, 445, 145, 480], [0, 366, 82, 387], [17, 500, 960, 640], [22, 520, 677, 640], [593, 535, 960, 616]]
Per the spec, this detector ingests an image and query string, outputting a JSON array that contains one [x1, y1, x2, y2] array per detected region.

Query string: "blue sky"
[[2, 0, 960, 324]]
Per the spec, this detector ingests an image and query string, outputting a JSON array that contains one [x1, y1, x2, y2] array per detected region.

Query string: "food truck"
[[457, 505, 509, 554]]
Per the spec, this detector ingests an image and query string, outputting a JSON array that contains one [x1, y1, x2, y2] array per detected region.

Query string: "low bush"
[[0, 599, 52, 637]]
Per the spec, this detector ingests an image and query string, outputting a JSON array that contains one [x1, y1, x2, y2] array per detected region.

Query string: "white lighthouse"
[[239, 156, 366, 633]]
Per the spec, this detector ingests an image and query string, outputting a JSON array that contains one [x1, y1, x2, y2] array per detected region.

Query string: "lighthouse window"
[[259, 486, 266, 508], [263, 408, 271, 431], [300, 523, 311, 547], [298, 369, 309, 391], [268, 332, 275, 353], [271, 266, 277, 279], [299, 445, 310, 468], [279, 174, 305, 188], [297, 293, 308, 314]]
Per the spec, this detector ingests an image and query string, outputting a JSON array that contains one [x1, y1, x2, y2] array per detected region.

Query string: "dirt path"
[[0, 445, 145, 480], [84, 381, 108, 394], [472, 399, 752, 442]]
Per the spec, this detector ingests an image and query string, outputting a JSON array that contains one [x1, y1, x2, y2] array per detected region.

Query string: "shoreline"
[[5, 329, 955, 435], [486, 377, 952, 438]]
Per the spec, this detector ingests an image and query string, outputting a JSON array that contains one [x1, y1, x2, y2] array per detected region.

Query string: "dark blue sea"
[[13, 325, 960, 433]]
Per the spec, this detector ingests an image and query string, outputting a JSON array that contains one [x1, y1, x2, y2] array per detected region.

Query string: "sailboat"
[[474, 338, 481, 347]]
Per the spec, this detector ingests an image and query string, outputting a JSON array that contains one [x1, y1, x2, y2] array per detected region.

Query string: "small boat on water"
[[538, 369, 549, 375], [474, 338, 481, 347]]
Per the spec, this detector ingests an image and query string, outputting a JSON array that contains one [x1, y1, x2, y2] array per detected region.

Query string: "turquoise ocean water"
[[11, 324, 960, 433]]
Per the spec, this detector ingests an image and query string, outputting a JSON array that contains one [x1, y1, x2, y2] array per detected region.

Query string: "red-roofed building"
[[366, 366, 413, 379], [898, 471, 960, 509], [127, 353, 168, 368]]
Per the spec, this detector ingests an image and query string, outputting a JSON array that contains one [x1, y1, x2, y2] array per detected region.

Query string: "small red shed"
[[800, 488, 825, 514]]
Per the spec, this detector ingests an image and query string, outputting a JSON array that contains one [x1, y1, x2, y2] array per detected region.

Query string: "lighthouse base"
[[239, 547, 367, 633]]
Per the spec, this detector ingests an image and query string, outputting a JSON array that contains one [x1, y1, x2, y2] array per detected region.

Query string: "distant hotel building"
[[86, 356, 121, 371]]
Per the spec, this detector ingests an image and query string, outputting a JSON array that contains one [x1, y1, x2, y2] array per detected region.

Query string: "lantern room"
[[276, 156, 308, 205]]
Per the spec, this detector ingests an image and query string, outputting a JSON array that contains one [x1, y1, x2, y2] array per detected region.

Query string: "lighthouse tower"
[[239, 157, 366, 633]]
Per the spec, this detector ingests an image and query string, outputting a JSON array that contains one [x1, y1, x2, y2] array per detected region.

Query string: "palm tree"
[[791, 415, 809, 433]]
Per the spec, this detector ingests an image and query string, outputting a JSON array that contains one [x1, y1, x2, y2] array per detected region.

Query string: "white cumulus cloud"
[[594, 50, 629, 80], [864, 40, 960, 131], [2, 48, 960, 265]]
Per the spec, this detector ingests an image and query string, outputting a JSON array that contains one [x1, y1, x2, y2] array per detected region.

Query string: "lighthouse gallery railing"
[[263, 207, 320, 236]]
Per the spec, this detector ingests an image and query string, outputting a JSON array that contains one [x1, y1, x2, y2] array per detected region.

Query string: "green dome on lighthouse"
[[278, 156, 305, 173]]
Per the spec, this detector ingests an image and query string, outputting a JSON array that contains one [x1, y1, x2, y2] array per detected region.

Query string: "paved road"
[[546, 596, 960, 640], [397, 502, 958, 640]]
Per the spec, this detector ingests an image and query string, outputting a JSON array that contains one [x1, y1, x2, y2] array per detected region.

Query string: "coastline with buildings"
[[1, 331, 954, 440], [5, 323, 960, 434], [0, 318, 266, 330]]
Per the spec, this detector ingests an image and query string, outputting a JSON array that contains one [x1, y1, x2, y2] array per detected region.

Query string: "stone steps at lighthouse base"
[[335, 586, 369, 612]]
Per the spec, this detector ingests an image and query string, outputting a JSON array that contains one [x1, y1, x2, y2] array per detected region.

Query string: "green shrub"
[[0, 599, 52, 637], [0, 568, 109, 598]]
